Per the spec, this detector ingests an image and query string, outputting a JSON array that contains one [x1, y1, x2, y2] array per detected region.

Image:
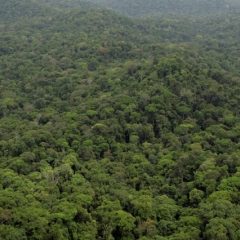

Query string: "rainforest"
[[0, 0, 240, 239]]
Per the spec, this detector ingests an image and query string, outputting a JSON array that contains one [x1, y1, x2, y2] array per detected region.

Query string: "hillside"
[[86, 0, 240, 17], [0, 1, 240, 240], [0, 0, 55, 22]]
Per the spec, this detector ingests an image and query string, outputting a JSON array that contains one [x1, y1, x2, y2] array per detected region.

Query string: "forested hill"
[[86, 0, 240, 17], [1, 0, 240, 240], [0, 0, 55, 22]]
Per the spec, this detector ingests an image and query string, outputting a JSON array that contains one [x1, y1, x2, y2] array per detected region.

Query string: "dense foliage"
[[86, 0, 240, 17], [0, 0, 240, 239]]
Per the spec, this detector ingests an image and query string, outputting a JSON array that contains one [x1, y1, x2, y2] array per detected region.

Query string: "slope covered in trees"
[[86, 0, 240, 17], [0, 0, 240, 240], [0, 0, 55, 22]]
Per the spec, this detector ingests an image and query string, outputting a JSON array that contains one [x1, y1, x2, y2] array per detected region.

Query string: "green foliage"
[[0, 0, 240, 239], [86, 0, 240, 17]]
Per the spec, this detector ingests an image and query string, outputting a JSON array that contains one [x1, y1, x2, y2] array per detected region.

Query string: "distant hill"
[[0, 0, 54, 22], [4, 0, 237, 20], [38, 0, 95, 9], [86, 0, 240, 17]]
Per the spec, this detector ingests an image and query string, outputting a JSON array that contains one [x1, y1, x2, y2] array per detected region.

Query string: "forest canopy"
[[0, 0, 240, 239]]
